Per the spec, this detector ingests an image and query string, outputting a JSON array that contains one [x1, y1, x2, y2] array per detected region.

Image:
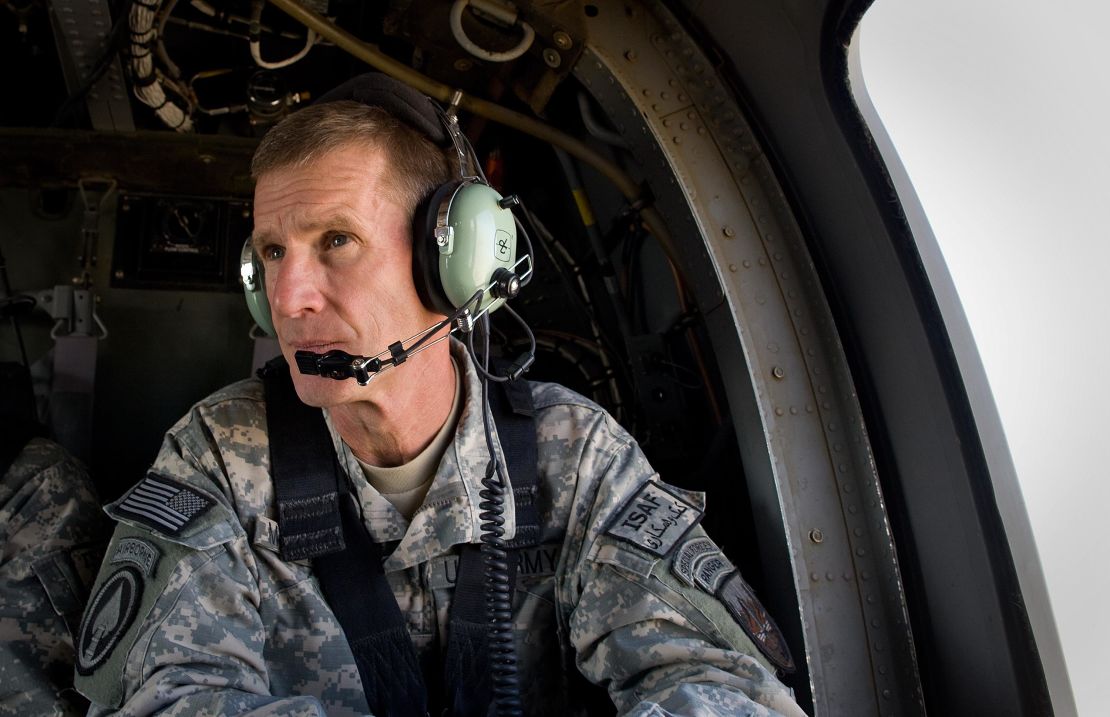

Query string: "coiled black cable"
[[467, 313, 524, 717]]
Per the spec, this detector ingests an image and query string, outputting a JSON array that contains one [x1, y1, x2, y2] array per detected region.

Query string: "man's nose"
[[268, 251, 327, 318]]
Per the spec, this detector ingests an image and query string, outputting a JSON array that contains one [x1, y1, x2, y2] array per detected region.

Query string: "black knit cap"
[[313, 73, 449, 147]]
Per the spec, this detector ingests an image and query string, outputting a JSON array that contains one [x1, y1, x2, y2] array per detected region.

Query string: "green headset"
[[240, 74, 526, 339]]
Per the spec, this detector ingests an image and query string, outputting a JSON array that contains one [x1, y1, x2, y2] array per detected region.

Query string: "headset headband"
[[312, 73, 449, 147]]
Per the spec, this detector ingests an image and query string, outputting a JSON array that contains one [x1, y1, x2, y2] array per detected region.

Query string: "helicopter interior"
[[0, 1, 1058, 715]]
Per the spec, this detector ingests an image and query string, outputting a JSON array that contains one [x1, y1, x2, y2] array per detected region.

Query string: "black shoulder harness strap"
[[260, 356, 541, 717]]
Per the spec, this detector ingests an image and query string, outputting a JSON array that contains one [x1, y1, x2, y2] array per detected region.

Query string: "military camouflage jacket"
[[0, 438, 110, 717], [74, 343, 804, 716]]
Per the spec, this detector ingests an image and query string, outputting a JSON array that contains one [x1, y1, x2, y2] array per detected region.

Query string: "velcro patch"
[[115, 474, 212, 537], [671, 537, 720, 586], [605, 481, 702, 557], [718, 572, 795, 673], [694, 553, 735, 594], [109, 538, 161, 577], [75, 566, 143, 675]]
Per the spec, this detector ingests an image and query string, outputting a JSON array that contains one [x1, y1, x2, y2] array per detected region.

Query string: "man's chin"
[[288, 372, 357, 409]]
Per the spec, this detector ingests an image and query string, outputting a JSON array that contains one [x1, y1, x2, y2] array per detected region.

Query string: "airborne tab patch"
[[605, 481, 702, 557], [115, 474, 213, 537], [109, 537, 161, 577]]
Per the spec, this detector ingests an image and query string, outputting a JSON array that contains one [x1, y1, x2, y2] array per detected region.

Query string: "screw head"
[[553, 31, 572, 50], [543, 49, 562, 68], [809, 529, 824, 544]]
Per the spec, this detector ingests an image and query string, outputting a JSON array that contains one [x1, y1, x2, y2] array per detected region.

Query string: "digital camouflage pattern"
[[75, 342, 806, 716], [0, 438, 111, 716]]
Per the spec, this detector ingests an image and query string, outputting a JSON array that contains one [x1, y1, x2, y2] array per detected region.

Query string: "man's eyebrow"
[[251, 211, 368, 249]]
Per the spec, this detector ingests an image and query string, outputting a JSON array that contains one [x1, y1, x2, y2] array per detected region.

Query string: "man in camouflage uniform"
[[0, 438, 110, 716], [73, 75, 805, 716]]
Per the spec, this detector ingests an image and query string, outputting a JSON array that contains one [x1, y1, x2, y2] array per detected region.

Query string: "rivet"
[[723, 225, 736, 237], [856, 547, 866, 556], [810, 572, 820, 582], [742, 260, 752, 268], [772, 366, 785, 380], [728, 263, 737, 272], [809, 529, 824, 544], [624, 49, 637, 61], [775, 407, 784, 416], [825, 572, 835, 581]]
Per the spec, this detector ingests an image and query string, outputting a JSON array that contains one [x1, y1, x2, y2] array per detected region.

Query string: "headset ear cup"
[[240, 239, 275, 336], [412, 179, 464, 315]]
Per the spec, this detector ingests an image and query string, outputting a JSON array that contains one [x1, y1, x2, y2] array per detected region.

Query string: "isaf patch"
[[76, 566, 144, 675], [605, 481, 702, 557], [718, 572, 795, 673], [115, 474, 212, 536]]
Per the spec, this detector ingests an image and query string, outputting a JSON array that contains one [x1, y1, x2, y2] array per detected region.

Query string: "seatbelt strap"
[[317, 492, 429, 717], [261, 357, 543, 716], [260, 357, 345, 560], [262, 357, 427, 716], [489, 372, 540, 549]]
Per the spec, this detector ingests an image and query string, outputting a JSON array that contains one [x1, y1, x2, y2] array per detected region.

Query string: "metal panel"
[[50, 0, 134, 131], [574, 2, 923, 714]]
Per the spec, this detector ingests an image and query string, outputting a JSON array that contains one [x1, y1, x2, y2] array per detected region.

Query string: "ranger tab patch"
[[116, 474, 212, 536], [605, 481, 702, 557], [718, 571, 795, 673]]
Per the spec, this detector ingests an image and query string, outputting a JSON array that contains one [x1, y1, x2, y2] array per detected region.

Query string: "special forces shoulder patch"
[[75, 566, 144, 675], [718, 572, 795, 673], [605, 481, 703, 557], [671, 536, 794, 673], [115, 473, 213, 536], [672, 536, 719, 586]]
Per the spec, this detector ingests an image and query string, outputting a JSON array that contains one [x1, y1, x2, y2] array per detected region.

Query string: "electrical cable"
[[128, 0, 194, 130], [467, 313, 523, 717], [154, 0, 182, 79], [576, 91, 628, 148], [264, 0, 683, 286]]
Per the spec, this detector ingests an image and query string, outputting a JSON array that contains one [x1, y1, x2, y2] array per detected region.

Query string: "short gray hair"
[[251, 100, 454, 215]]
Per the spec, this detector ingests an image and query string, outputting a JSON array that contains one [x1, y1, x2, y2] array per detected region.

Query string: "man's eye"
[[262, 245, 284, 261], [327, 233, 351, 249]]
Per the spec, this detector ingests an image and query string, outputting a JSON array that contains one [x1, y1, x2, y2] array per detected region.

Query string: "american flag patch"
[[116, 475, 213, 536]]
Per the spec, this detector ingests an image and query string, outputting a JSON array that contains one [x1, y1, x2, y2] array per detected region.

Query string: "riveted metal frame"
[[573, 2, 923, 714], [49, 0, 134, 131]]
